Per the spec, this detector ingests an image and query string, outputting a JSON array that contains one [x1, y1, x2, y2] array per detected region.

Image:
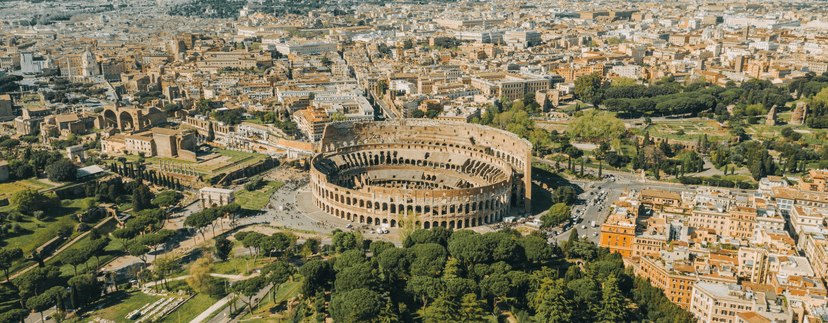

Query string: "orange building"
[[635, 256, 698, 308], [599, 212, 637, 257]]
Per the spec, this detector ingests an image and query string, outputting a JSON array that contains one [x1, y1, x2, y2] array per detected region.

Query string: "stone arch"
[[424, 221, 431, 229], [103, 110, 117, 128], [118, 111, 134, 130], [391, 219, 396, 227]]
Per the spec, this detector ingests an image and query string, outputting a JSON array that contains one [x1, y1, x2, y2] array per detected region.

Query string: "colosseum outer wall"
[[310, 119, 533, 229]]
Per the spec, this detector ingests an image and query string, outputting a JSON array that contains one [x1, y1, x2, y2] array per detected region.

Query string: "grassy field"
[[0, 178, 55, 200], [46, 218, 123, 277], [235, 180, 283, 210], [157, 293, 224, 323], [641, 121, 733, 143], [209, 256, 277, 276], [86, 290, 164, 323], [1, 198, 95, 276]]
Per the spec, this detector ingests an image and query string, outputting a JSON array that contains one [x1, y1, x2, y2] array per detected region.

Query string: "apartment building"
[[635, 256, 699, 308], [640, 189, 682, 210], [469, 72, 550, 101], [293, 108, 331, 142], [275, 41, 338, 56], [690, 282, 792, 323]]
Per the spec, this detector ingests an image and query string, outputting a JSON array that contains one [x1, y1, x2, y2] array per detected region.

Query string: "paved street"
[[24, 308, 56, 323]]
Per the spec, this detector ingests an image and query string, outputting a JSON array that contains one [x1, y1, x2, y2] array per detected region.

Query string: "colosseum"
[[309, 119, 532, 229]]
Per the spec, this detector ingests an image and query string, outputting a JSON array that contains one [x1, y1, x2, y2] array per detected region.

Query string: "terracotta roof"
[[737, 312, 771, 323], [642, 189, 681, 200]]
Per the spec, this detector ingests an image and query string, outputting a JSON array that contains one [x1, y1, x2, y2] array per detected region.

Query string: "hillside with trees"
[[268, 227, 697, 323]]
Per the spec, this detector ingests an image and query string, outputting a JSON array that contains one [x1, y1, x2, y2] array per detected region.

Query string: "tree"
[[552, 186, 577, 205], [458, 293, 488, 323], [0, 309, 28, 323], [421, 292, 460, 323], [332, 231, 361, 253], [154, 252, 180, 291], [45, 286, 68, 314], [128, 243, 150, 267], [10, 189, 60, 215], [519, 236, 553, 264], [377, 79, 389, 96], [334, 262, 378, 293], [0, 139, 19, 149], [262, 261, 295, 303], [214, 236, 233, 261], [231, 276, 266, 314], [541, 203, 571, 228], [565, 110, 625, 142], [411, 110, 425, 118], [329, 288, 383, 323], [184, 212, 211, 241], [532, 278, 574, 323], [302, 238, 321, 259], [59, 248, 88, 276], [333, 249, 368, 272], [132, 184, 154, 211], [153, 190, 183, 209], [26, 294, 52, 323], [597, 274, 629, 322], [406, 276, 444, 308], [187, 256, 220, 296], [574, 72, 603, 103], [84, 238, 109, 270], [67, 274, 102, 309], [45, 159, 77, 182], [0, 248, 23, 282], [299, 260, 333, 296]]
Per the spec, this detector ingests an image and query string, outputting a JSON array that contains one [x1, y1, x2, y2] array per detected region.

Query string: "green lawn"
[[209, 256, 277, 276], [86, 290, 164, 323], [46, 218, 123, 277], [157, 293, 225, 323], [0, 178, 54, 200], [1, 198, 95, 276], [235, 181, 283, 210]]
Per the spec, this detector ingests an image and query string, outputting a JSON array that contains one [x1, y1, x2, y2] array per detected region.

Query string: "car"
[[582, 225, 586, 229], [593, 232, 599, 236], [346, 223, 352, 228]]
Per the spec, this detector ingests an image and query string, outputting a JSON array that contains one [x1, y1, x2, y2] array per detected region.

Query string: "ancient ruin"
[[791, 101, 808, 125], [765, 105, 777, 126], [309, 119, 532, 229]]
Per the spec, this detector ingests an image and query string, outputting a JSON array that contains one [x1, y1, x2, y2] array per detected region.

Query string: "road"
[[24, 307, 56, 323]]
